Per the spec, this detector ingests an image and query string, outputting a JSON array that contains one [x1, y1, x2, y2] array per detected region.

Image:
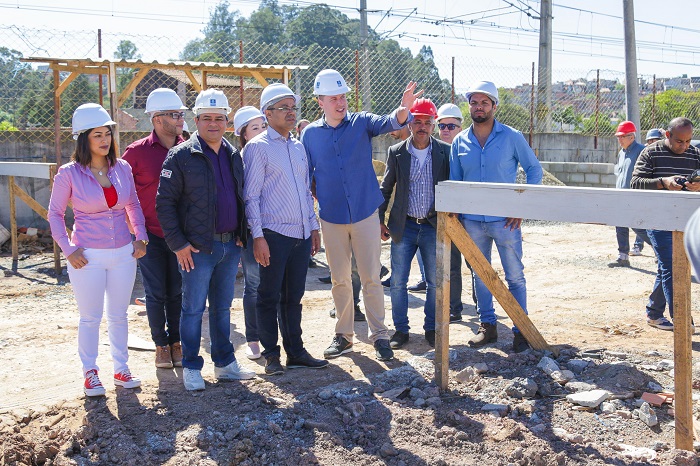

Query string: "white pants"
[[67, 243, 136, 376]]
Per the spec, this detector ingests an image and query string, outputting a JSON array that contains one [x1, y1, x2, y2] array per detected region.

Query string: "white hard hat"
[[233, 106, 266, 136], [313, 69, 350, 96], [145, 88, 187, 114], [71, 103, 116, 140], [436, 103, 463, 122], [466, 81, 499, 106], [193, 88, 231, 116], [182, 121, 189, 132], [260, 83, 300, 113]]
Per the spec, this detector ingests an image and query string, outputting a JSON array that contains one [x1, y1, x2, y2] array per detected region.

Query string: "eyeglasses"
[[438, 123, 461, 131], [154, 112, 186, 120], [268, 106, 299, 113]]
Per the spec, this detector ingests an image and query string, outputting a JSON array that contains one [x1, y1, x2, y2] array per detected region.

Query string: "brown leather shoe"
[[155, 345, 173, 369], [170, 342, 183, 367], [468, 322, 497, 348]]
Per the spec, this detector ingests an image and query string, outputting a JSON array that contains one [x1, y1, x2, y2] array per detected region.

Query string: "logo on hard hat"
[[209, 98, 216, 106], [315, 82, 320, 88], [336, 81, 342, 87]]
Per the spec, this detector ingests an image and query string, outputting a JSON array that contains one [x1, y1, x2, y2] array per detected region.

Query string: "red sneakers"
[[84, 369, 106, 397], [114, 370, 141, 389]]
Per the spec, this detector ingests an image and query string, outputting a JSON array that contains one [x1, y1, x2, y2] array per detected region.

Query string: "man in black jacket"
[[379, 98, 450, 349], [156, 89, 255, 391]]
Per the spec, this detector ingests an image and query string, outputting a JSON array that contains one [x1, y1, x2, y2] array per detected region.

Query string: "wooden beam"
[[56, 71, 79, 97], [435, 213, 452, 390], [183, 69, 201, 93], [250, 70, 269, 87], [49, 165, 61, 276], [117, 68, 149, 107], [202, 71, 208, 90], [13, 184, 48, 220], [673, 231, 693, 451], [0, 162, 55, 179], [9, 176, 18, 265], [436, 181, 700, 232], [53, 69, 61, 167], [108, 62, 120, 152], [444, 214, 553, 353]]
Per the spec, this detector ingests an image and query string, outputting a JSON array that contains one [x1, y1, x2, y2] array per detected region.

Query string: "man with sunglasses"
[[123, 88, 187, 370]]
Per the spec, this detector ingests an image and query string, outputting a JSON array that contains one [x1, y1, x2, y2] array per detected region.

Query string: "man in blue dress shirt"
[[450, 81, 542, 353], [301, 69, 421, 361]]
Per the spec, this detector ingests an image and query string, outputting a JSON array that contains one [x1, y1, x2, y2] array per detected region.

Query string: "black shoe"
[[449, 312, 463, 323], [308, 258, 318, 268], [380, 265, 390, 279], [354, 305, 366, 322], [324, 335, 353, 359], [425, 330, 435, 348], [264, 356, 284, 375], [374, 339, 394, 361], [389, 330, 409, 349], [318, 275, 332, 284], [512, 331, 530, 353], [407, 280, 427, 293], [286, 351, 329, 369], [329, 308, 336, 318], [381, 277, 391, 288], [468, 322, 498, 348]]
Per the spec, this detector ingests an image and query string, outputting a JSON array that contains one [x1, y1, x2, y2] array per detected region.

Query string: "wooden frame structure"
[[19, 57, 308, 166], [0, 162, 59, 274], [435, 181, 699, 451]]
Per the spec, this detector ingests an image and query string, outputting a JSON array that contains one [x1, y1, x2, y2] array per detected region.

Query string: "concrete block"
[[575, 163, 591, 173], [570, 173, 585, 183], [591, 163, 614, 174], [584, 173, 601, 183], [601, 174, 617, 186]]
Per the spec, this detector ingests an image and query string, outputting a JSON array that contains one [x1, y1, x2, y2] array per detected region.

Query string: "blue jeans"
[[256, 230, 311, 359], [179, 240, 241, 370], [461, 219, 527, 329], [390, 221, 436, 332], [646, 229, 672, 320], [139, 232, 182, 347], [240, 241, 260, 342], [616, 227, 651, 254]]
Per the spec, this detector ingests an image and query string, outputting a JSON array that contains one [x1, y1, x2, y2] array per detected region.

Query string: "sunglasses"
[[438, 123, 460, 131]]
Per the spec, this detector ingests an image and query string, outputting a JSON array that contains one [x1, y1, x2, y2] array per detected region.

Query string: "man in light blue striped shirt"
[[243, 83, 327, 375]]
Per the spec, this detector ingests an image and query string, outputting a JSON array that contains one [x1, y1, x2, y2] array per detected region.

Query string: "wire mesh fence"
[[1, 25, 699, 161]]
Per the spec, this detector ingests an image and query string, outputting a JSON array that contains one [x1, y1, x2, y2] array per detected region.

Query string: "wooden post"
[[53, 69, 61, 167], [673, 231, 693, 451], [49, 164, 61, 276], [9, 176, 18, 268], [444, 214, 553, 353], [435, 213, 452, 390], [108, 62, 120, 153]]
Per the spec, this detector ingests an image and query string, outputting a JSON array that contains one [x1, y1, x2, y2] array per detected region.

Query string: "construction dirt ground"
[[3, 221, 700, 465]]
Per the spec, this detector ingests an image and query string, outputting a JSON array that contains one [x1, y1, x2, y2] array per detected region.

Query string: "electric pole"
[[623, 0, 641, 140], [360, 0, 371, 111], [536, 0, 552, 133]]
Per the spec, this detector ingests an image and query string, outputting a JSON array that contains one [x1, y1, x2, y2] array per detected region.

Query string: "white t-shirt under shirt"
[[411, 145, 430, 167]]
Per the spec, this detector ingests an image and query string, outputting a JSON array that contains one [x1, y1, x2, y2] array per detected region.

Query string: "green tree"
[[18, 74, 99, 128], [181, 0, 241, 62], [0, 47, 36, 126], [640, 89, 700, 130], [114, 40, 141, 107], [287, 5, 352, 49], [551, 105, 581, 132], [582, 112, 616, 136]]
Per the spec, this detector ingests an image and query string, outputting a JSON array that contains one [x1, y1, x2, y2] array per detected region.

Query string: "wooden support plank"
[[53, 69, 61, 167], [13, 184, 48, 220], [117, 68, 149, 107], [673, 231, 693, 451], [436, 181, 699, 232], [435, 213, 452, 390], [55, 71, 79, 97], [202, 71, 208, 90], [0, 162, 55, 179], [49, 165, 61, 276], [250, 70, 269, 88], [183, 69, 201, 93], [9, 176, 18, 265], [107, 63, 120, 152], [444, 214, 553, 353]]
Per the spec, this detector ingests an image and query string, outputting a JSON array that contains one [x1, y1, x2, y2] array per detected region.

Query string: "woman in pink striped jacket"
[[48, 103, 148, 397]]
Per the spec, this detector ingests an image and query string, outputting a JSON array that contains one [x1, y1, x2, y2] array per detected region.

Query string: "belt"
[[407, 215, 429, 224], [213, 232, 235, 243]]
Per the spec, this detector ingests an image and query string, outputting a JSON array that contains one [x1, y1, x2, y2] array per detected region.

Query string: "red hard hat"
[[615, 120, 637, 135], [410, 98, 438, 118]]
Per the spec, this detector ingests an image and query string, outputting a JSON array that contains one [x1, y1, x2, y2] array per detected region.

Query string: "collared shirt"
[[406, 139, 434, 218], [450, 119, 542, 222], [302, 109, 410, 224], [244, 126, 319, 239], [198, 135, 238, 234], [122, 130, 184, 237], [48, 159, 147, 257], [614, 140, 644, 189]]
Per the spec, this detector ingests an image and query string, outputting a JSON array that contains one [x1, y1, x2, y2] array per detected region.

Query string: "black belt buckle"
[[408, 215, 428, 224], [214, 232, 234, 243]]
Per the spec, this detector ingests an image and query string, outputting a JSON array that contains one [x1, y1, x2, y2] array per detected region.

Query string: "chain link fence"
[[1, 25, 699, 162]]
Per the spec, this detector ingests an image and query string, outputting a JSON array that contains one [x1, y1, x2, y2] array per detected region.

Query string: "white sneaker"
[[647, 317, 673, 331], [630, 246, 642, 256], [215, 359, 256, 380], [246, 342, 262, 360], [183, 368, 205, 391]]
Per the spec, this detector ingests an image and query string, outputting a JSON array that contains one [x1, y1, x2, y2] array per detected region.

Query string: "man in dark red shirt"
[[123, 88, 187, 369]]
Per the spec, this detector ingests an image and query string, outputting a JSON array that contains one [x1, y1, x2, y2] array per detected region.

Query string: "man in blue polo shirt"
[[301, 69, 421, 361], [450, 81, 542, 353]]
